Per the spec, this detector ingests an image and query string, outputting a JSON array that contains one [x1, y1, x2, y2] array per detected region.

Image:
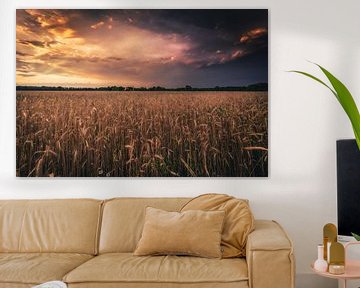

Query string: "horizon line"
[[16, 82, 268, 91], [16, 82, 268, 88]]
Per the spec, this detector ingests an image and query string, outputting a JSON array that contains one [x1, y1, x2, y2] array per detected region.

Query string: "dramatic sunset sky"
[[16, 9, 268, 88]]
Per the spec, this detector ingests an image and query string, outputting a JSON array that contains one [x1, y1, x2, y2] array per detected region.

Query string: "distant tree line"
[[16, 83, 268, 92]]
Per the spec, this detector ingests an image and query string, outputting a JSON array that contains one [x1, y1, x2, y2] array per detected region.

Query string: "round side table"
[[311, 242, 360, 288]]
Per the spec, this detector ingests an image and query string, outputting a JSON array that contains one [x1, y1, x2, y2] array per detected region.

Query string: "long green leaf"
[[353, 127, 360, 149], [290, 64, 360, 150], [289, 70, 337, 99], [316, 64, 360, 150]]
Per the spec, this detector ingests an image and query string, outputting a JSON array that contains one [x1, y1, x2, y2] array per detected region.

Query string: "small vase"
[[314, 244, 328, 272]]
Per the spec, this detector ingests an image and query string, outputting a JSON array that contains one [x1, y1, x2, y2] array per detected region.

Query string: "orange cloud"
[[201, 49, 246, 67], [48, 27, 75, 38], [16, 10, 196, 87], [91, 16, 114, 30], [240, 27, 267, 44], [91, 21, 104, 29], [25, 9, 68, 28]]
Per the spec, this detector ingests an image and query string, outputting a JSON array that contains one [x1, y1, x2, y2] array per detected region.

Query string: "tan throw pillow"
[[181, 193, 254, 258], [134, 207, 225, 258]]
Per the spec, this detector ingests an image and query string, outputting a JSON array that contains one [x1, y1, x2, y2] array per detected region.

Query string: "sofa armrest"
[[246, 220, 295, 288]]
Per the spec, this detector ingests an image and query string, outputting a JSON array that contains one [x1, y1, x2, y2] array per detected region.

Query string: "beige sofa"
[[0, 198, 295, 288]]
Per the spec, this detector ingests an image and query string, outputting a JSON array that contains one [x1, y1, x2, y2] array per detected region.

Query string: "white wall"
[[1, 0, 360, 287]]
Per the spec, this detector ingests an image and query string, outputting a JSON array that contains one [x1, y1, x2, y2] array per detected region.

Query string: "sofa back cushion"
[[0, 199, 102, 254], [99, 198, 189, 253], [181, 194, 254, 258]]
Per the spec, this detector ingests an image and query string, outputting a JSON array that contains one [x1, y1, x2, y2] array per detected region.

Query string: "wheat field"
[[16, 91, 268, 177]]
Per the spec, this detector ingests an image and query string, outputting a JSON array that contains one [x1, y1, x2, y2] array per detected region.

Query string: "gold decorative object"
[[329, 242, 345, 265], [328, 264, 345, 275], [329, 242, 345, 275], [323, 223, 337, 261]]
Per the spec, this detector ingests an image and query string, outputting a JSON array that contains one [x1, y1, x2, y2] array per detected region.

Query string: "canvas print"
[[16, 9, 268, 177]]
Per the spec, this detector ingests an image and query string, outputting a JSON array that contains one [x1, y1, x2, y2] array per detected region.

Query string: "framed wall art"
[[16, 9, 268, 177]]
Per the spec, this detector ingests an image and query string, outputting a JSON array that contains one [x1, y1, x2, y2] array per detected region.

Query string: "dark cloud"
[[18, 39, 45, 48], [106, 56, 123, 62], [17, 39, 58, 48], [16, 51, 30, 56]]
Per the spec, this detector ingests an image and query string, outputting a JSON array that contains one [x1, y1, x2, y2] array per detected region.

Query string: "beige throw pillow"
[[181, 193, 255, 258], [134, 207, 225, 258]]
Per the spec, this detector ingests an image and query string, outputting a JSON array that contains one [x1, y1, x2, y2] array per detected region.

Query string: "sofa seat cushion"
[[0, 253, 93, 285], [64, 253, 248, 285]]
